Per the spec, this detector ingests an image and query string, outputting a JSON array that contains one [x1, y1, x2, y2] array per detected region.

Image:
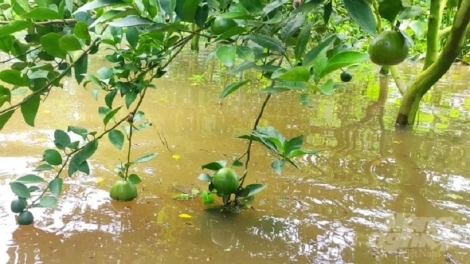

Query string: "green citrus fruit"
[[340, 71, 352, 82], [368, 30, 410, 66], [110, 180, 138, 201], [211, 17, 237, 35], [18, 211, 34, 225], [11, 198, 27, 213], [212, 168, 239, 195]]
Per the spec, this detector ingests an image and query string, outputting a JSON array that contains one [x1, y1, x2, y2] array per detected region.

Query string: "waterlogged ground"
[[1, 54, 470, 264]]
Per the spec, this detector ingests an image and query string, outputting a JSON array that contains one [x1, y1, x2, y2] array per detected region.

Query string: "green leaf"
[[68, 155, 90, 176], [249, 34, 285, 52], [194, 4, 209, 27], [43, 149, 62, 165], [181, 0, 202, 22], [236, 46, 254, 61], [59, 34, 82, 51], [288, 149, 318, 158], [10, 182, 31, 198], [28, 185, 41, 192], [379, 0, 404, 23], [275, 66, 310, 82], [0, 110, 15, 130], [320, 78, 334, 95], [54, 129, 71, 150], [398, 6, 422, 20], [244, 183, 266, 196], [20, 93, 40, 126], [160, 0, 176, 14], [105, 90, 117, 109], [219, 80, 250, 99], [74, 21, 91, 40], [216, 46, 236, 67], [220, 12, 253, 20], [214, 27, 246, 42], [128, 174, 141, 184], [125, 27, 139, 48], [41, 33, 66, 59], [271, 159, 285, 174], [49, 177, 63, 197], [108, 129, 124, 149], [320, 51, 369, 78], [74, 54, 88, 85], [343, 0, 376, 35], [15, 174, 44, 183], [0, 20, 32, 38], [134, 152, 158, 163], [67, 126, 88, 139], [324, 0, 333, 24], [22, 8, 62, 19], [108, 15, 153, 27], [197, 173, 212, 182], [201, 191, 215, 205], [0, 70, 30, 86], [303, 34, 336, 67], [39, 196, 57, 208], [279, 15, 305, 41], [201, 160, 226, 171], [294, 23, 311, 61], [103, 106, 122, 126], [125, 91, 137, 108], [34, 164, 54, 171], [239, 0, 263, 14], [74, 0, 126, 14], [0, 85, 11, 108]]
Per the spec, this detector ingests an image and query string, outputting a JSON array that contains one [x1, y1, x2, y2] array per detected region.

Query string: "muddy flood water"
[[0, 53, 470, 264]]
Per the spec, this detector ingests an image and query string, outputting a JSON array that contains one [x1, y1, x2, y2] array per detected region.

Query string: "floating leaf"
[[172, 154, 181, 160], [178, 213, 192, 219], [134, 152, 158, 163]]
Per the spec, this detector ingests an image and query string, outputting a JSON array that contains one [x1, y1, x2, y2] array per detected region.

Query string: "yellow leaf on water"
[[393, 141, 401, 144], [95, 177, 104, 183], [42, 110, 52, 114], [179, 213, 192, 219], [36, 137, 47, 142], [172, 154, 180, 160], [159, 98, 169, 103]]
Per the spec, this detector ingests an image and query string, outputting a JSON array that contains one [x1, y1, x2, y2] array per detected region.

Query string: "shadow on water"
[[1, 52, 470, 263]]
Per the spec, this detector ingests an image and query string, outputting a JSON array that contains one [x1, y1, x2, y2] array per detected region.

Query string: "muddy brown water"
[[0, 54, 470, 264]]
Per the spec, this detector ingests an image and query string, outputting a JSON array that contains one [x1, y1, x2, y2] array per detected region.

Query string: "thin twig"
[[0, 19, 77, 26], [0, 47, 41, 64]]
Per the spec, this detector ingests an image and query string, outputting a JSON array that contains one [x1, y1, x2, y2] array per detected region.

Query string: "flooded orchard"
[[1, 53, 470, 264]]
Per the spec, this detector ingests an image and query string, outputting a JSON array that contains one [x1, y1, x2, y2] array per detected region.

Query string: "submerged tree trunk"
[[395, 1, 470, 126], [191, 24, 200, 52]]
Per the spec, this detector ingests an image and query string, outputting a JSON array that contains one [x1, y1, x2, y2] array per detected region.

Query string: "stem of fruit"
[[125, 124, 134, 180], [238, 92, 272, 188]]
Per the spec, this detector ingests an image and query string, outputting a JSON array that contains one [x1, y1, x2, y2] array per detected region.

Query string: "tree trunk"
[[395, 0, 470, 126]]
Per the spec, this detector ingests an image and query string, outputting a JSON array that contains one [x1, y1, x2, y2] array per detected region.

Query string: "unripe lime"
[[211, 17, 237, 35], [110, 180, 138, 201], [18, 211, 34, 225], [11, 198, 27, 213], [212, 168, 239, 195], [368, 30, 410, 66]]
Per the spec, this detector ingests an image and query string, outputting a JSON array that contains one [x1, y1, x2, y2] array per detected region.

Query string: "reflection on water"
[[0, 53, 470, 263]]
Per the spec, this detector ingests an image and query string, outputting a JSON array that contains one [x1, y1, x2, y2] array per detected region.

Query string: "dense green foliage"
[[0, 0, 468, 219]]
